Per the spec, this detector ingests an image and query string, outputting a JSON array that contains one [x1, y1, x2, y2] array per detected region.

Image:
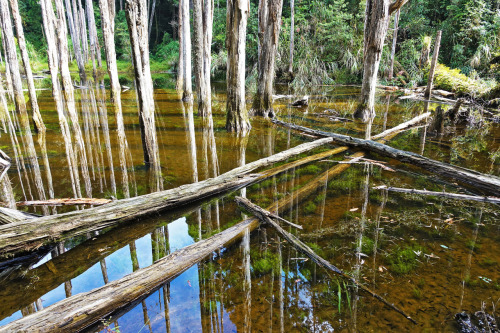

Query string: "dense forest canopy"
[[17, 0, 500, 86]]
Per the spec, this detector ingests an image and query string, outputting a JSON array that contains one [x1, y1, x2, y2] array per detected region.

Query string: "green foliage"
[[153, 33, 179, 67], [432, 64, 492, 96]]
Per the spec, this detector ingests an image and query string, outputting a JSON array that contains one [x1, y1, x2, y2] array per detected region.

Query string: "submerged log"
[[373, 185, 500, 204], [235, 196, 417, 324], [272, 119, 500, 196]]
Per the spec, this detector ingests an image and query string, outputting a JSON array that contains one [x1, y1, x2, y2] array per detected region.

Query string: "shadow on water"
[[0, 75, 499, 331]]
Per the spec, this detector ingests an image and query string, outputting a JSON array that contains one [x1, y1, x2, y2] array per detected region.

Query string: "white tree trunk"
[[125, 0, 162, 184], [226, 0, 251, 132], [252, 0, 283, 118], [388, 9, 399, 80], [424, 30, 442, 99]]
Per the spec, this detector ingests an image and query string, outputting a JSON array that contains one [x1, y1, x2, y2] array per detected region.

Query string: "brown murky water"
[[0, 76, 498, 332]]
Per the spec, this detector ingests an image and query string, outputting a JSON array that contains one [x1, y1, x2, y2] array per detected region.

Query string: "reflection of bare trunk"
[[176, 0, 192, 101], [459, 208, 481, 311], [424, 31, 442, 99], [193, 0, 213, 115], [242, 228, 251, 333], [372, 187, 387, 286], [226, 0, 251, 132], [252, 0, 283, 118], [0, 0, 47, 207], [125, 0, 162, 181]]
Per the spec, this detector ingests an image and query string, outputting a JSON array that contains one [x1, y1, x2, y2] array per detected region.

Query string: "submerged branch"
[[373, 185, 500, 204], [235, 196, 417, 324]]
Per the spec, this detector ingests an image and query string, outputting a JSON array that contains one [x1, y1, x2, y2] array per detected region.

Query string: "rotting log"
[[0, 207, 37, 225], [235, 196, 417, 324], [272, 119, 500, 196], [373, 185, 500, 204], [0, 113, 431, 259], [16, 198, 112, 207]]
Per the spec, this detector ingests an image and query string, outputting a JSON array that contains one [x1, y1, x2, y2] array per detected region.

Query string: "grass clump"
[[433, 64, 492, 97], [303, 201, 317, 215], [386, 244, 424, 275]]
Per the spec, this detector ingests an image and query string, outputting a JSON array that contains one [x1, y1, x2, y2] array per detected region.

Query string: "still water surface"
[[0, 77, 498, 332]]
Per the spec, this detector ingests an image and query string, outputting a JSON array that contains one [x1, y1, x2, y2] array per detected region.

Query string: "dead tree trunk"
[[125, 0, 161, 168], [64, 0, 87, 81], [388, 9, 399, 80], [86, 0, 101, 75], [373, 186, 500, 204], [288, 0, 294, 75], [226, 0, 251, 132], [147, 0, 156, 41], [424, 31, 442, 99], [8, 0, 45, 133], [176, 0, 192, 100], [251, 0, 283, 118], [0, 0, 47, 203], [419, 36, 431, 69], [193, 0, 214, 116], [354, 0, 407, 121], [272, 119, 500, 196]]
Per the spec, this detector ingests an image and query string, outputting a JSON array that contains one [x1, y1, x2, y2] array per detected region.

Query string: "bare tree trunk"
[[65, 0, 87, 81], [148, 0, 156, 41], [251, 0, 283, 118], [86, 0, 100, 76], [419, 36, 431, 69], [1, 30, 13, 99], [0, 0, 47, 203], [8, 0, 45, 133], [354, 0, 407, 121], [176, 0, 192, 100], [424, 30, 442, 99], [78, 0, 89, 63], [388, 9, 399, 80], [288, 0, 294, 75], [125, 0, 161, 172], [193, 0, 214, 116], [226, 0, 251, 132], [55, 0, 93, 197]]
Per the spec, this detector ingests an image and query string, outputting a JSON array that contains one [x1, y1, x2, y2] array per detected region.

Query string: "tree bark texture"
[[226, 0, 251, 132], [272, 119, 500, 196], [354, 0, 407, 120], [193, 0, 214, 116], [125, 0, 161, 170], [251, 0, 283, 118], [424, 31, 442, 99], [86, 0, 102, 75]]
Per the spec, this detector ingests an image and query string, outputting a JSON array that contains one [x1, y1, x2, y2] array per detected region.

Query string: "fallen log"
[[0, 112, 432, 259], [235, 196, 417, 324], [0, 137, 333, 259], [16, 198, 112, 207], [0, 207, 38, 225], [272, 119, 500, 196], [373, 185, 500, 204]]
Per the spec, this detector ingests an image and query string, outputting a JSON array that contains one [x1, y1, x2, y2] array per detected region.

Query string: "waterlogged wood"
[[0, 207, 36, 225], [235, 197, 417, 324], [0, 217, 261, 332], [17, 198, 112, 207], [272, 119, 500, 196], [373, 185, 500, 204]]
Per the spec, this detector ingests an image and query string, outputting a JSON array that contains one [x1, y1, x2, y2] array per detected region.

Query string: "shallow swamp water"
[[0, 76, 499, 332]]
